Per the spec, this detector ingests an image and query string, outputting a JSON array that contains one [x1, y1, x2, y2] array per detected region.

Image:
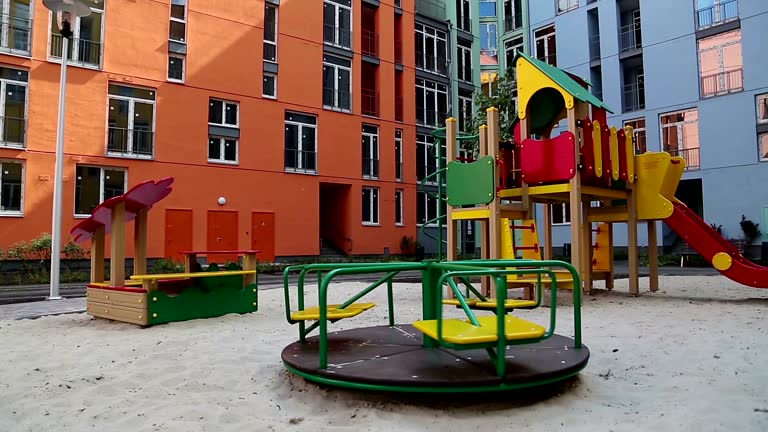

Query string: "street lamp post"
[[43, 0, 91, 300]]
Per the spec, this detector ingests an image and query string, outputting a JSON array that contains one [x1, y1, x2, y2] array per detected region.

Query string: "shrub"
[[740, 215, 762, 244], [710, 223, 723, 236], [399, 236, 418, 255], [150, 258, 184, 274]]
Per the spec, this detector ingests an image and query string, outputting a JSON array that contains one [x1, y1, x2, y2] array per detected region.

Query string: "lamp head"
[[43, 0, 92, 36]]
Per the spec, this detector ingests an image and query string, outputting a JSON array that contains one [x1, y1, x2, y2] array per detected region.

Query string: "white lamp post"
[[43, 0, 91, 300]]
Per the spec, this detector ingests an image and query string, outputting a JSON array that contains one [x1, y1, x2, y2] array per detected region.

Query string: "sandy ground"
[[1, 275, 767, 432]]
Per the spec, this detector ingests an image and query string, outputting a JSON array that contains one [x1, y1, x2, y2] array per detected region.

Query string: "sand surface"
[[1, 275, 767, 432]]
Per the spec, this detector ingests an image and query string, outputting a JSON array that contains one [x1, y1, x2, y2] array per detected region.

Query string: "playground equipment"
[[71, 177, 259, 326]]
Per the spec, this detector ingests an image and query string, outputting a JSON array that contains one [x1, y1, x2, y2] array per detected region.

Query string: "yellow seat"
[[471, 315, 546, 341], [442, 298, 479, 306], [474, 299, 537, 309], [412, 319, 498, 344], [290, 302, 375, 321]]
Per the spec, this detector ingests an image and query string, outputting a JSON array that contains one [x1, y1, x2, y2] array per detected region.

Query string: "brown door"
[[165, 209, 193, 263], [251, 212, 276, 262], [207, 211, 239, 263]]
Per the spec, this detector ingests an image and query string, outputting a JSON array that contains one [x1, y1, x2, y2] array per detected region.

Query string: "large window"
[[504, 37, 524, 72], [107, 84, 155, 158], [362, 187, 379, 225], [504, 0, 523, 32], [208, 98, 239, 164], [74, 166, 126, 217], [757, 94, 768, 124], [0, 159, 22, 215], [0, 66, 27, 148], [458, 90, 473, 133], [49, 0, 103, 67], [322, 54, 351, 111], [395, 129, 403, 181], [457, 0, 471, 31], [323, 0, 352, 49], [417, 133, 441, 185], [696, 0, 738, 29], [263, 73, 277, 99], [168, 54, 185, 82], [479, 0, 496, 17], [480, 23, 497, 58], [416, 78, 448, 128], [362, 124, 379, 179], [169, 0, 187, 43], [760, 134, 768, 162], [415, 23, 448, 76], [264, 4, 278, 62], [557, 0, 578, 14], [624, 118, 647, 154], [457, 40, 472, 83], [285, 111, 317, 173], [551, 203, 571, 225], [395, 189, 404, 226], [1, 0, 32, 54], [661, 109, 700, 170], [534, 25, 556, 66], [698, 30, 742, 98], [417, 191, 442, 226]]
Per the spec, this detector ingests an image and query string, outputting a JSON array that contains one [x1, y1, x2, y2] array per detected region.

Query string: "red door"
[[207, 211, 239, 264], [251, 212, 276, 262], [165, 209, 193, 263]]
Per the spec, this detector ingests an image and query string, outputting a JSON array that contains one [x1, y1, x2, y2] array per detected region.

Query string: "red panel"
[[207, 211, 239, 263], [580, 118, 595, 177], [165, 209, 193, 262], [592, 107, 607, 126], [251, 212, 276, 262], [618, 129, 628, 181], [520, 132, 577, 185]]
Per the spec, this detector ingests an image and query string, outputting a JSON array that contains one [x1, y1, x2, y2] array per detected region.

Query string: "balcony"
[[556, 0, 578, 14], [394, 40, 403, 64], [361, 88, 379, 117], [395, 96, 403, 122], [619, 22, 642, 53], [415, 0, 446, 21], [701, 69, 743, 98], [696, 0, 738, 30], [504, 14, 522, 33], [50, 34, 102, 67], [323, 24, 352, 50], [623, 82, 645, 112], [416, 53, 449, 76], [361, 29, 379, 58], [417, 108, 447, 128], [0, 116, 25, 147], [322, 87, 352, 112], [0, 14, 31, 54], [589, 34, 601, 62], [107, 128, 154, 158], [667, 147, 700, 170]]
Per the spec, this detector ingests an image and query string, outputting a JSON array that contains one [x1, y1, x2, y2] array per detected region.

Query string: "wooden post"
[[567, 108, 583, 293], [627, 186, 640, 296], [184, 253, 197, 273], [445, 118, 458, 263], [110, 201, 126, 286], [519, 117, 531, 214], [487, 108, 502, 297], [478, 125, 490, 296], [133, 208, 148, 276], [90, 226, 105, 283], [581, 199, 593, 294], [648, 220, 659, 292], [543, 203, 553, 260], [243, 253, 258, 287], [606, 223, 615, 290]]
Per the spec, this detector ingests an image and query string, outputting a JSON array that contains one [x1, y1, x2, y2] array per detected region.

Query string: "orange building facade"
[[0, 0, 417, 262]]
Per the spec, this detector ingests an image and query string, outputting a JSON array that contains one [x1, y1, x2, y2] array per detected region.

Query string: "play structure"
[[71, 177, 259, 326]]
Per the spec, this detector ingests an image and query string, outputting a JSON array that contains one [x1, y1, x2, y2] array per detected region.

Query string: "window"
[[362, 187, 379, 225], [534, 25, 556, 66], [623, 65, 645, 112], [760, 134, 768, 162], [479, 0, 496, 17], [169, 0, 187, 43], [264, 4, 278, 62], [551, 203, 570, 225], [49, 0, 104, 67], [457, 0, 471, 31], [696, 0, 738, 29], [504, 0, 523, 32], [457, 40, 472, 83], [624, 118, 647, 154], [480, 23, 497, 58], [557, 0, 578, 14], [504, 37, 524, 72], [415, 23, 448, 75], [395, 189, 404, 225], [285, 112, 317, 173], [0, 159, 22, 214], [0, 66, 28, 148], [757, 94, 768, 124], [107, 84, 156, 158], [208, 99, 239, 164], [74, 166, 126, 217], [362, 125, 379, 179], [209, 99, 239, 127], [0, 0, 32, 54], [395, 129, 403, 181], [698, 30, 743, 98], [661, 109, 700, 170], [323, 0, 352, 49], [458, 90, 473, 133], [417, 191, 441, 226], [208, 137, 238, 164], [417, 134, 443, 185], [323, 55, 351, 111], [263, 73, 277, 98], [168, 54, 185, 82], [416, 78, 448, 128]]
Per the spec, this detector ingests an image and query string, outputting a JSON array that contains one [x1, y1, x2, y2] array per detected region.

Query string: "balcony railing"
[[667, 147, 700, 170], [619, 22, 642, 53], [361, 88, 379, 117], [415, 0, 446, 21], [623, 82, 645, 112], [589, 33, 601, 61], [701, 69, 743, 98], [361, 29, 379, 57], [417, 108, 447, 128], [557, 0, 578, 14], [322, 87, 352, 111], [0, 116, 25, 147], [696, 0, 738, 29], [323, 24, 352, 50], [0, 14, 31, 54], [504, 14, 522, 32], [107, 128, 154, 157], [395, 96, 403, 122], [416, 53, 449, 75], [50, 34, 102, 67], [394, 40, 403, 64]]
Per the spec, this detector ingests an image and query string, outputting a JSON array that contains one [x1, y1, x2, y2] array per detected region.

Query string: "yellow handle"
[[625, 126, 635, 183], [592, 120, 602, 178], [610, 127, 620, 181]]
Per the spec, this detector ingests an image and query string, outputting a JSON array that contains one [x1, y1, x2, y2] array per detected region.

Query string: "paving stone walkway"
[[0, 298, 86, 320]]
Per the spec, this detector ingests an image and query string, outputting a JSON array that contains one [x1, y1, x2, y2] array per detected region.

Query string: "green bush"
[[150, 258, 184, 274], [740, 215, 762, 244]]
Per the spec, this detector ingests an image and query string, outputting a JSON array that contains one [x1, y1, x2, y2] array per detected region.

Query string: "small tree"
[[740, 215, 762, 244], [470, 70, 518, 143]]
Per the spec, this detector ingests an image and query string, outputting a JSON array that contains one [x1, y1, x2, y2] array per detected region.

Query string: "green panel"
[[446, 155, 495, 206]]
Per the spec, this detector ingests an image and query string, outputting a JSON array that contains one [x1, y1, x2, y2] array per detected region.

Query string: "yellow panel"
[[587, 208, 629, 223], [474, 299, 538, 309], [130, 270, 257, 280], [473, 315, 546, 341], [712, 252, 733, 271], [501, 218, 515, 259], [87, 301, 148, 325], [516, 57, 575, 120], [451, 208, 491, 220], [610, 127, 620, 181], [592, 223, 612, 272], [89, 280, 143, 287], [580, 186, 630, 200], [290, 303, 376, 321], [87, 288, 147, 308], [593, 121, 603, 177], [520, 219, 541, 260], [634, 152, 676, 220], [625, 126, 635, 183], [660, 157, 685, 200], [498, 183, 571, 198], [413, 319, 498, 344], [443, 298, 479, 307]]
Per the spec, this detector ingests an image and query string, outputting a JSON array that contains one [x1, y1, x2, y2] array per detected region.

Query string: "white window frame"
[[458, 92, 473, 133], [106, 85, 156, 159], [534, 25, 556, 66], [0, 68, 28, 149], [556, 0, 578, 14], [624, 118, 646, 153], [74, 165, 127, 218], [479, 0, 496, 18], [415, 23, 447, 76], [0, 158, 23, 216], [697, 30, 743, 98], [362, 186, 379, 225], [395, 189, 404, 226], [209, 98, 239, 128], [285, 114, 318, 174], [168, 53, 185, 83], [757, 94, 768, 124], [416, 78, 448, 128], [263, 72, 277, 99], [324, 0, 352, 49], [417, 191, 440, 227], [264, 4, 278, 62], [457, 0, 472, 31], [417, 134, 443, 186], [169, 0, 187, 44], [395, 129, 403, 181], [0, 0, 34, 55], [457, 42, 472, 83], [660, 109, 699, 152], [505, 37, 524, 70], [362, 125, 379, 179], [551, 203, 571, 225], [208, 136, 239, 165], [47, 1, 105, 69], [759, 133, 768, 162], [323, 58, 352, 112], [479, 23, 497, 57]]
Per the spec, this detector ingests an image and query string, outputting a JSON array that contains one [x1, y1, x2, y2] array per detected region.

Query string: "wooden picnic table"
[[180, 250, 261, 286]]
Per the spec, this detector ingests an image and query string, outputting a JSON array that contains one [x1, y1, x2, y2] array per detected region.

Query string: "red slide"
[[663, 201, 768, 288]]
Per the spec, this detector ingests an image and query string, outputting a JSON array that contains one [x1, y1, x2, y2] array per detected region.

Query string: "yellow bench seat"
[[412, 315, 546, 345], [442, 298, 537, 309], [290, 302, 376, 321]]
